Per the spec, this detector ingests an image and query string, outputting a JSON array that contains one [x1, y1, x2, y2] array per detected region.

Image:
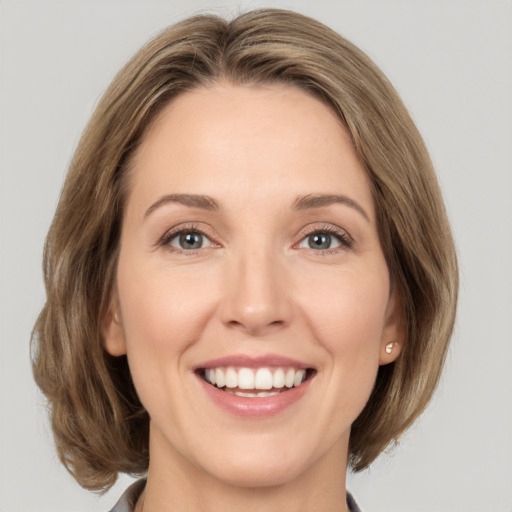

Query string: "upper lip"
[[195, 354, 313, 370]]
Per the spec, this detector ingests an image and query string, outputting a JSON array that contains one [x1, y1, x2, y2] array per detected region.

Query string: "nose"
[[219, 247, 293, 337]]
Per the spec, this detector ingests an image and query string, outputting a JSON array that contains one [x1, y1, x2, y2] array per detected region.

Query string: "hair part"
[[32, 8, 458, 491]]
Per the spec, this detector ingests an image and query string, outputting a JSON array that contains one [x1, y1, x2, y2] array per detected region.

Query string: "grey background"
[[1, 1, 511, 511]]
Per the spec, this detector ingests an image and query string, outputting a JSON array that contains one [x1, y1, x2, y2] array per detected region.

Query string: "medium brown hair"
[[31, 8, 458, 491]]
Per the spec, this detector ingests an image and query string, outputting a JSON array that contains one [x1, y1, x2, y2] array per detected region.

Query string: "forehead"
[[127, 83, 374, 219]]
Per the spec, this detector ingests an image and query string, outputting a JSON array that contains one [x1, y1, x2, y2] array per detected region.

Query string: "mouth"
[[196, 366, 316, 398]]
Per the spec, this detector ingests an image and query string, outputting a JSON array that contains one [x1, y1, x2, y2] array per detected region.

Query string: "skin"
[[103, 83, 403, 512]]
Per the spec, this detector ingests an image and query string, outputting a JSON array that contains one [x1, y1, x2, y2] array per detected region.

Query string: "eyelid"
[[159, 222, 220, 253], [157, 221, 352, 254], [294, 223, 353, 251]]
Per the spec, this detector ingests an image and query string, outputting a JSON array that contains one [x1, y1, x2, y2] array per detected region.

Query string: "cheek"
[[299, 267, 389, 401], [300, 268, 390, 353], [115, 257, 220, 402], [118, 257, 217, 346]]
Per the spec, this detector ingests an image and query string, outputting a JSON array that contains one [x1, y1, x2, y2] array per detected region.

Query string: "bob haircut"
[[32, 8, 458, 491]]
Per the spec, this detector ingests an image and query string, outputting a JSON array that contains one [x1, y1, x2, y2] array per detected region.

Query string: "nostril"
[[225, 317, 288, 337], [219, 273, 293, 334]]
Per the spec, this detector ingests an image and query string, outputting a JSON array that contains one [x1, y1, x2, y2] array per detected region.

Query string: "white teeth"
[[226, 390, 281, 398], [225, 367, 237, 388], [215, 368, 225, 388], [285, 368, 295, 388], [273, 368, 285, 388], [204, 366, 309, 391], [293, 369, 306, 387], [238, 367, 255, 389], [257, 391, 280, 397], [254, 368, 273, 390]]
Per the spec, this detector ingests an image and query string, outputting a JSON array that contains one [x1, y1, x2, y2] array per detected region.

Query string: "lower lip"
[[197, 375, 312, 418]]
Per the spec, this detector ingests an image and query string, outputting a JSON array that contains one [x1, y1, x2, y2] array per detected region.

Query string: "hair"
[[31, 8, 458, 491]]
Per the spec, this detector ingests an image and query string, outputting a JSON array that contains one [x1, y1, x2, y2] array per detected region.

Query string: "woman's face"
[[104, 83, 402, 487]]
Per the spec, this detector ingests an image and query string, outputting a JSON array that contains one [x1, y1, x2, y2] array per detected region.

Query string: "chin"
[[190, 432, 330, 489], [204, 455, 307, 489]]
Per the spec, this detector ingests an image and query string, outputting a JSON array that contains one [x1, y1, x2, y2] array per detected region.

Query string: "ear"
[[101, 290, 127, 356], [379, 289, 405, 365]]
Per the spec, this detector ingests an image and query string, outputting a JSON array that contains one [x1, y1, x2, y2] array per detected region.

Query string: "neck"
[[140, 425, 350, 512]]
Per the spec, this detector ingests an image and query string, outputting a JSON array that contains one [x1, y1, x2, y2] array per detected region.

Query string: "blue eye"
[[300, 233, 341, 250], [166, 231, 213, 251], [298, 228, 351, 251], [309, 233, 338, 250]]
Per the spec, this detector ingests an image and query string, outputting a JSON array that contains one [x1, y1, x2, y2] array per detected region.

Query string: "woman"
[[31, 8, 458, 512]]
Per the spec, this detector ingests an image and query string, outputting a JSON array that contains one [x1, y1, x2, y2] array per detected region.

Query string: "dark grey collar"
[[110, 478, 361, 512]]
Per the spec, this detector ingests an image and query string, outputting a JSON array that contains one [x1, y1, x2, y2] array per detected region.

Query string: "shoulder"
[[109, 479, 146, 512], [347, 491, 362, 512]]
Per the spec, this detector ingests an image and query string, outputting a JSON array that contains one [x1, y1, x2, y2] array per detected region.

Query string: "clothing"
[[109, 479, 361, 512], [110, 479, 146, 512]]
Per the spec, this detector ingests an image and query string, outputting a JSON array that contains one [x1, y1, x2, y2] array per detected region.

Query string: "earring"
[[385, 342, 394, 354]]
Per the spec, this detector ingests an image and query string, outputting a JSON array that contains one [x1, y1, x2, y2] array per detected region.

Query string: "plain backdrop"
[[1, 1, 511, 511]]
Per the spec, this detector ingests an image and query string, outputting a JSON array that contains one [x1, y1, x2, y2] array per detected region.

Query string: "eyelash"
[[297, 224, 353, 254], [160, 223, 217, 255], [159, 223, 353, 255]]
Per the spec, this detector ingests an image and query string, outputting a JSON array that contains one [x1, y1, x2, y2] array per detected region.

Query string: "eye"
[[299, 232, 341, 250], [297, 226, 352, 251], [162, 228, 215, 252], [302, 232, 339, 250], [173, 232, 206, 250]]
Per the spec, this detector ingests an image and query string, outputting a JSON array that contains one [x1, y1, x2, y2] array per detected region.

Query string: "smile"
[[200, 366, 311, 397], [195, 355, 316, 416]]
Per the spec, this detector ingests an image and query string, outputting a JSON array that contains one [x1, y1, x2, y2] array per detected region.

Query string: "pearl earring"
[[385, 342, 394, 354]]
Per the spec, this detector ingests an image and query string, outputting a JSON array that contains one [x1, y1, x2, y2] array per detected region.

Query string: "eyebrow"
[[144, 192, 370, 222], [144, 194, 220, 218], [292, 194, 370, 222]]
